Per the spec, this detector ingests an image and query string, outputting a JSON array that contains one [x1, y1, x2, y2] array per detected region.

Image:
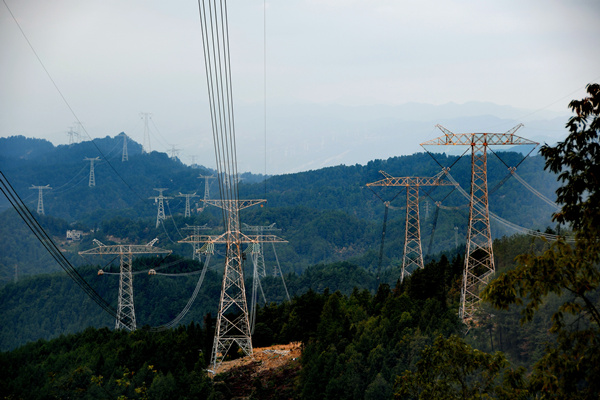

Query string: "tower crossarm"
[[178, 232, 287, 245], [178, 192, 199, 198], [79, 244, 172, 256], [241, 223, 278, 232], [200, 199, 266, 211], [149, 188, 174, 201], [366, 170, 455, 188], [420, 124, 538, 147]]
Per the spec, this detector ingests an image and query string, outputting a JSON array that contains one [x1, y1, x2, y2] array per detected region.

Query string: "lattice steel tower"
[[182, 224, 210, 261], [421, 124, 537, 321], [84, 157, 100, 187], [122, 133, 129, 162], [150, 188, 173, 228], [140, 112, 152, 153], [197, 174, 215, 213], [178, 202, 286, 369], [178, 192, 200, 218], [30, 185, 52, 215], [367, 170, 455, 281], [80, 239, 171, 331]]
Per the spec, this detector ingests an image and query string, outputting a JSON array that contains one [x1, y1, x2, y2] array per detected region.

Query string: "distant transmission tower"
[[367, 170, 455, 281], [80, 238, 171, 331], [30, 184, 52, 214], [197, 174, 215, 213], [178, 192, 200, 218], [140, 112, 152, 153], [150, 188, 173, 228], [122, 134, 129, 162], [421, 124, 537, 322], [169, 145, 181, 160], [67, 127, 79, 145], [84, 157, 100, 187], [242, 223, 290, 299], [242, 223, 280, 278], [182, 224, 211, 261]]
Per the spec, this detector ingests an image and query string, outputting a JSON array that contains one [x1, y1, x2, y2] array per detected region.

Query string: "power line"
[[1, 171, 119, 320]]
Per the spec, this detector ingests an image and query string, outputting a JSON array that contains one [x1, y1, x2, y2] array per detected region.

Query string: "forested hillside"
[[1, 123, 588, 398], [0, 134, 560, 287]]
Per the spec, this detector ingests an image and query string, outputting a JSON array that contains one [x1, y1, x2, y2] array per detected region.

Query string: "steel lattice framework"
[[150, 188, 173, 228], [242, 223, 280, 278], [30, 184, 52, 215], [421, 124, 537, 321], [79, 239, 171, 331], [179, 200, 286, 370], [197, 175, 215, 213], [177, 192, 200, 218], [182, 224, 210, 261], [367, 170, 455, 281], [84, 157, 100, 187]]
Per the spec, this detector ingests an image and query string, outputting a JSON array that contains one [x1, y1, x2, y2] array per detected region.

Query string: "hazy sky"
[[1, 0, 599, 174]]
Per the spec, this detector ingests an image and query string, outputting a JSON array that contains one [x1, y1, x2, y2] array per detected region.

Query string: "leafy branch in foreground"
[[483, 83, 600, 398]]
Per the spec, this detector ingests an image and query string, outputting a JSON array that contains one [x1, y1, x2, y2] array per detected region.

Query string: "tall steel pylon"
[[67, 127, 80, 145], [122, 133, 129, 162], [178, 192, 200, 218], [197, 174, 215, 213], [421, 124, 537, 321], [242, 223, 291, 301], [367, 170, 455, 282], [195, 0, 282, 370], [140, 112, 152, 153], [30, 185, 52, 215], [178, 205, 286, 370], [182, 224, 210, 261], [150, 188, 173, 228], [242, 223, 278, 278], [80, 239, 171, 331], [84, 157, 100, 187]]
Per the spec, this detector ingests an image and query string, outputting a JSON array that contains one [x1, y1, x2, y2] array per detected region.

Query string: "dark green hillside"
[[0, 134, 561, 290], [0, 254, 464, 399]]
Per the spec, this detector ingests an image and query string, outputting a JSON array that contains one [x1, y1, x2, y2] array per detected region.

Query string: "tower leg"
[[116, 252, 136, 331], [460, 144, 494, 321], [402, 183, 424, 281], [211, 240, 253, 369]]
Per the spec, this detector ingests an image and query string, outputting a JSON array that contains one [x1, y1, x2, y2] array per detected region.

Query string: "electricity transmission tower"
[[169, 145, 181, 160], [84, 157, 100, 187], [30, 185, 52, 215], [178, 192, 200, 218], [367, 170, 455, 282], [242, 223, 291, 301], [197, 174, 215, 212], [182, 224, 211, 261], [67, 127, 80, 145], [150, 188, 173, 228], [421, 124, 537, 322], [140, 112, 152, 153], [242, 223, 281, 278], [79, 238, 171, 331], [122, 133, 128, 162], [178, 201, 286, 369]]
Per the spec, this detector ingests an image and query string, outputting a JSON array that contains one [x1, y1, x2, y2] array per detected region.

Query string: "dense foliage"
[[481, 83, 600, 398], [0, 254, 463, 399]]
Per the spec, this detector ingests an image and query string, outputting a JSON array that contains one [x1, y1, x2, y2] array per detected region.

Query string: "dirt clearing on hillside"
[[210, 342, 302, 376]]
